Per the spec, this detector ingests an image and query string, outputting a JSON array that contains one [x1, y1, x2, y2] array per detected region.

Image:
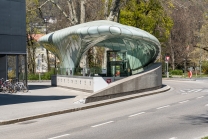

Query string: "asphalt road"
[[0, 80, 208, 139]]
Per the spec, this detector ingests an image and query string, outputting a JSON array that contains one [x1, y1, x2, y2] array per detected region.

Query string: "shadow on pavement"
[[0, 94, 76, 106], [183, 114, 208, 125], [28, 85, 52, 90]]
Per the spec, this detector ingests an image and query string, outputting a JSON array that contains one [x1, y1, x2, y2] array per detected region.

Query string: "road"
[[0, 80, 208, 139]]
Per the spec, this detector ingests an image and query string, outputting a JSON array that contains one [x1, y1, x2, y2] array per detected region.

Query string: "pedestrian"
[[188, 70, 192, 79]]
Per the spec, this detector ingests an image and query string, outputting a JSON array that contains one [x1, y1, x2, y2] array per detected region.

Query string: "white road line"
[[48, 134, 70, 139], [194, 89, 203, 93], [188, 89, 202, 93], [180, 90, 185, 92], [188, 90, 196, 92], [169, 137, 177, 139], [197, 96, 204, 99], [128, 112, 145, 118], [179, 100, 189, 104], [205, 104, 208, 106], [91, 121, 114, 128], [156, 105, 170, 110]]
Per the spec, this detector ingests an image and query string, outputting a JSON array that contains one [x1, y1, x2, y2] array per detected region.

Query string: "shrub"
[[28, 74, 39, 80], [28, 69, 55, 80], [169, 69, 183, 75]]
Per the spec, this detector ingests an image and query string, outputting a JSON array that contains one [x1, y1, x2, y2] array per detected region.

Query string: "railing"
[[56, 67, 103, 76]]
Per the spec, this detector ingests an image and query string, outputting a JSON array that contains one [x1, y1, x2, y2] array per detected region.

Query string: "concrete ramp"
[[85, 63, 162, 103]]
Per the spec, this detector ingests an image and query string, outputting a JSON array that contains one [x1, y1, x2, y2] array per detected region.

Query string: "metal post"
[[38, 54, 41, 82], [6, 55, 8, 80], [200, 51, 202, 77], [16, 55, 19, 80], [167, 61, 169, 78], [24, 55, 27, 85]]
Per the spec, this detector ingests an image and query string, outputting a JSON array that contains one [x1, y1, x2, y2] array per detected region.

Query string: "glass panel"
[[7, 55, 16, 80]]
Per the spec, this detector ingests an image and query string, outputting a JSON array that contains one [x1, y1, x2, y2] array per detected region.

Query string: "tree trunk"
[[46, 50, 50, 71], [80, 0, 86, 23], [107, 0, 121, 21], [104, 0, 109, 19]]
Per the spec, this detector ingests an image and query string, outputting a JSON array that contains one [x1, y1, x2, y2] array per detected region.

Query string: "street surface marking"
[[169, 137, 177, 139], [205, 104, 208, 106], [197, 96, 204, 99], [180, 89, 202, 93], [179, 100, 189, 104], [129, 112, 145, 118], [181, 93, 188, 95], [156, 105, 170, 110], [188, 89, 202, 93], [91, 121, 114, 128], [48, 134, 70, 139]]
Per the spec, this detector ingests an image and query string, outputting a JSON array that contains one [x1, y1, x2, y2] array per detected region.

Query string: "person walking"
[[188, 70, 192, 79]]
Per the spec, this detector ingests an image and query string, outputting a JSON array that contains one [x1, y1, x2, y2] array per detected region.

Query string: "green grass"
[[202, 137, 208, 139]]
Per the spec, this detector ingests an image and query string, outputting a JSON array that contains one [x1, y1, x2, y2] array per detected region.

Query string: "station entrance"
[[106, 50, 129, 77]]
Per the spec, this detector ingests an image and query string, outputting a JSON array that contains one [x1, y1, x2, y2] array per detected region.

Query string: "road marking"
[[129, 112, 145, 118], [180, 90, 185, 92], [156, 105, 170, 110], [179, 100, 189, 104], [91, 121, 114, 128], [181, 93, 188, 95], [169, 137, 177, 139], [197, 96, 204, 99], [188, 89, 202, 93], [205, 104, 208, 106], [48, 134, 70, 139]]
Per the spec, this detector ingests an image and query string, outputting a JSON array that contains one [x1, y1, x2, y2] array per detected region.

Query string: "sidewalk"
[[0, 82, 170, 125]]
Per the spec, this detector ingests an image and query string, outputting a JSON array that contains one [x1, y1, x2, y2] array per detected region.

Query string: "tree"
[[119, 0, 173, 43], [166, 0, 207, 70], [26, 0, 42, 74]]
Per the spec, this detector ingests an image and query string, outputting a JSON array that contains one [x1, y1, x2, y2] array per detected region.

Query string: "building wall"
[[85, 63, 162, 103], [0, 0, 26, 80], [0, 0, 26, 54]]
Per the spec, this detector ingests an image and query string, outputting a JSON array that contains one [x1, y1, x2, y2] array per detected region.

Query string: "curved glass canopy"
[[38, 20, 161, 73]]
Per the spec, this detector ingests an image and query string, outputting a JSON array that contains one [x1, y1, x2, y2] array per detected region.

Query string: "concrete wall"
[[85, 63, 162, 103], [52, 75, 109, 93]]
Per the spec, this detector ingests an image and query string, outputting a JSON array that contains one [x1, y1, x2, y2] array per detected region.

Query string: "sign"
[[165, 56, 170, 61], [106, 79, 111, 84]]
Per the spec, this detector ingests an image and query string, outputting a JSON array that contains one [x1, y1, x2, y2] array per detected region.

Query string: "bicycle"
[[13, 79, 28, 93]]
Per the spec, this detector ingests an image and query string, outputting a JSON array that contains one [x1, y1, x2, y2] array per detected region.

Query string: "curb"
[[163, 78, 196, 81], [0, 85, 171, 125]]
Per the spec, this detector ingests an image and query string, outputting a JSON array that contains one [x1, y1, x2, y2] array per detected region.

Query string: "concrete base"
[[85, 63, 162, 103]]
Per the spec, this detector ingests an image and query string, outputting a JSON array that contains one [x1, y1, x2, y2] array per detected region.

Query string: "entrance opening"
[[107, 50, 128, 77]]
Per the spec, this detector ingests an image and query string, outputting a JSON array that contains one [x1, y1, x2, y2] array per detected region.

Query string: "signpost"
[[165, 56, 170, 78]]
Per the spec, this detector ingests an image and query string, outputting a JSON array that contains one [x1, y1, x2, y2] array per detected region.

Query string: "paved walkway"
[[0, 82, 170, 125], [0, 82, 89, 121]]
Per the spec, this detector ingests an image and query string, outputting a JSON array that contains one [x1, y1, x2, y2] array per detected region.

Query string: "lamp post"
[[44, 18, 47, 34], [165, 55, 170, 78], [44, 18, 51, 72]]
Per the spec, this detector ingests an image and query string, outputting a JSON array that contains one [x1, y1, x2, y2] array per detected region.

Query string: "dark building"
[[0, 0, 27, 81]]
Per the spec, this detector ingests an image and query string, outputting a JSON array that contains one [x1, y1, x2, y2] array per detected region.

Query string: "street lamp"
[[44, 18, 47, 34]]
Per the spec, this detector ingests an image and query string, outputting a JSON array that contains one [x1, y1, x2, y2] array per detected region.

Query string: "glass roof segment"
[[38, 20, 161, 73]]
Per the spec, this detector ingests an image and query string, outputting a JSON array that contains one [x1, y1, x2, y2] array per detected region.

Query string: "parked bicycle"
[[13, 79, 28, 93], [0, 78, 28, 93]]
